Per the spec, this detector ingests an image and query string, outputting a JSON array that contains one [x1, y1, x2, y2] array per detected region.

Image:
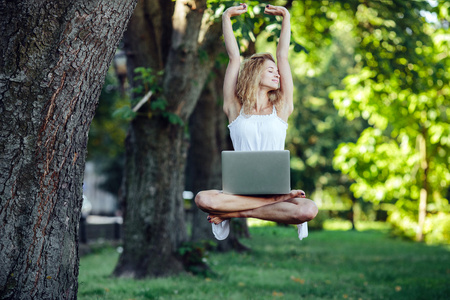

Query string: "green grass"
[[78, 226, 450, 300]]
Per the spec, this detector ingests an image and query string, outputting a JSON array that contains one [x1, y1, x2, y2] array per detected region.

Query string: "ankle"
[[239, 209, 252, 219]]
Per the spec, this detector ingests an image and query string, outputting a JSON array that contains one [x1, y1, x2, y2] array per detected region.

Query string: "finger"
[[238, 3, 247, 10], [233, 5, 246, 14], [264, 7, 276, 14], [264, 5, 282, 15]]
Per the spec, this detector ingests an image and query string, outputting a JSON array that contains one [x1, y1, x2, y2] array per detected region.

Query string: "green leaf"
[[163, 112, 184, 126], [293, 42, 308, 54], [112, 106, 136, 121], [150, 98, 168, 111]]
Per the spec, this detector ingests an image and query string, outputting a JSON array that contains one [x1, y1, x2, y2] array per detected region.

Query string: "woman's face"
[[259, 60, 280, 90]]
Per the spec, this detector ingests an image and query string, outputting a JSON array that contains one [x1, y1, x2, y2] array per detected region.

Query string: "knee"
[[194, 191, 214, 212], [304, 201, 319, 221], [294, 199, 318, 223]]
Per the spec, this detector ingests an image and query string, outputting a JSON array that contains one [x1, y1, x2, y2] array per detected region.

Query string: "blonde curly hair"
[[236, 53, 283, 115]]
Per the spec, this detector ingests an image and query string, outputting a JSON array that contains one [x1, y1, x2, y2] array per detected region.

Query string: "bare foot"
[[273, 189, 306, 203], [207, 214, 228, 225]]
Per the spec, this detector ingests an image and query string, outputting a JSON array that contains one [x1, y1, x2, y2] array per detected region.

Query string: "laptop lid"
[[222, 150, 291, 195]]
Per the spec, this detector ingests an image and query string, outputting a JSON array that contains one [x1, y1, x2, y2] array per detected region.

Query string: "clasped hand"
[[223, 3, 289, 18]]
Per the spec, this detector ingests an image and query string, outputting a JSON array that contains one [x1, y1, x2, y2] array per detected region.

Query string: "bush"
[[177, 240, 217, 277]]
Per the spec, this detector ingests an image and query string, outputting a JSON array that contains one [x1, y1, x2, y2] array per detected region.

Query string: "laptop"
[[222, 150, 291, 195]]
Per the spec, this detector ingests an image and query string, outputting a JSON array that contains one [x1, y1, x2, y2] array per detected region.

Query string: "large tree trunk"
[[186, 67, 229, 242], [114, 117, 188, 277], [0, 0, 137, 298], [186, 66, 250, 251], [113, 0, 223, 278]]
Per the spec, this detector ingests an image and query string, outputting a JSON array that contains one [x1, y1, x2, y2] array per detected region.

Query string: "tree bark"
[[0, 0, 136, 298], [113, 0, 223, 278], [114, 116, 188, 277], [186, 66, 230, 242], [186, 65, 250, 251]]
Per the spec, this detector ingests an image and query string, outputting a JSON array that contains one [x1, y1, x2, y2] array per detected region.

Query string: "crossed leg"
[[195, 189, 318, 225]]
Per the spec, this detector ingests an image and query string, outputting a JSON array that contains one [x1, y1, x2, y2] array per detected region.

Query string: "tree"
[[0, 0, 137, 298], [186, 61, 251, 250], [330, 0, 450, 243], [186, 63, 231, 242], [285, 0, 367, 207], [112, 0, 224, 278], [273, 1, 449, 240]]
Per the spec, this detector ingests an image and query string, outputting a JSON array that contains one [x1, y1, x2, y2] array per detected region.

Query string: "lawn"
[[78, 225, 450, 300]]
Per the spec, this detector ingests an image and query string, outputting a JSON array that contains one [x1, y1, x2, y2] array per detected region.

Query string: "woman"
[[195, 4, 318, 240]]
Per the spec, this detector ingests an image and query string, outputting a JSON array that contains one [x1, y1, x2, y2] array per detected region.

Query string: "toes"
[[294, 190, 306, 198]]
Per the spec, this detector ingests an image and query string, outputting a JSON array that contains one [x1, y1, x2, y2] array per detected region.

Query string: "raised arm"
[[222, 4, 247, 123], [265, 5, 294, 121]]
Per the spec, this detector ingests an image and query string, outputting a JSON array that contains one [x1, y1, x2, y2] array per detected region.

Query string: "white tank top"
[[228, 106, 288, 151]]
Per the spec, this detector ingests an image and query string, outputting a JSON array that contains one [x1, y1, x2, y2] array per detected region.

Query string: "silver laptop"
[[222, 150, 291, 195]]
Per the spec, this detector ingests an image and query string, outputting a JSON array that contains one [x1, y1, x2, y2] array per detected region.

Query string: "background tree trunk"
[[113, 0, 223, 278], [0, 0, 136, 298], [186, 66, 230, 242], [114, 116, 188, 277], [186, 65, 250, 251], [416, 131, 429, 242]]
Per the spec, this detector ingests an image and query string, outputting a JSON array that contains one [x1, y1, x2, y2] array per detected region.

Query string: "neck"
[[254, 90, 271, 113]]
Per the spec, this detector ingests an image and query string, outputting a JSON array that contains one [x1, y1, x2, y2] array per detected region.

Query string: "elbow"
[[228, 55, 240, 64], [276, 53, 289, 61]]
